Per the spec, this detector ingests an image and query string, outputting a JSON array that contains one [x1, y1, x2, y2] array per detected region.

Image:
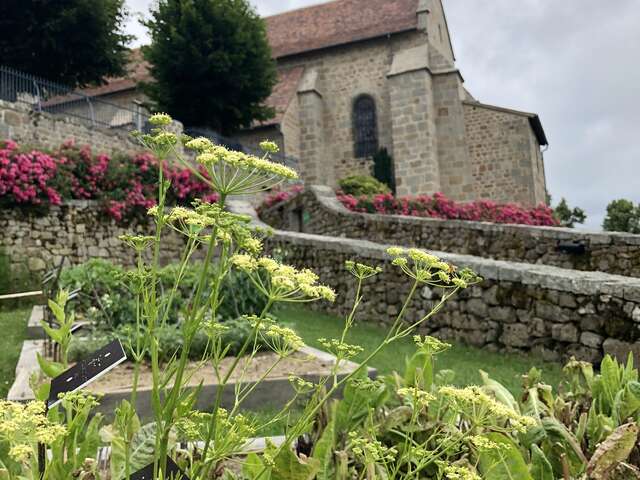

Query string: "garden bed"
[[9, 306, 376, 420]]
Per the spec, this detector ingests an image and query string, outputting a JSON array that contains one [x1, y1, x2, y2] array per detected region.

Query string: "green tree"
[[603, 199, 640, 233], [0, 0, 131, 86], [142, 0, 277, 134], [553, 197, 586, 228]]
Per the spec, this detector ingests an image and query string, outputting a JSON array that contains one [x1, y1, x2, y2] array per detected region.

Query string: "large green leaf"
[[268, 440, 320, 480], [530, 445, 554, 480], [312, 415, 337, 480], [335, 370, 383, 433], [478, 433, 532, 480], [36, 352, 65, 378], [587, 422, 639, 479], [480, 370, 520, 413], [103, 422, 159, 480], [404, 351, 433, 390]]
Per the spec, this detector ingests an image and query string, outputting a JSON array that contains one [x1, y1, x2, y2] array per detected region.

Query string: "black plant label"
[[47, 339, 126, 408]]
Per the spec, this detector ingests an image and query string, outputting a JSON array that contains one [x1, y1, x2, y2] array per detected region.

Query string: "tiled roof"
[[257, 66, 306, 126], [80, 0, 420, 123], [266, 0, 419, 58]]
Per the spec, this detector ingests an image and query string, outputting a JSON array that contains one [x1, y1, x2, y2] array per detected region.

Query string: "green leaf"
[[404, 351, 433, 390], [47, 299, 65, 324], [478, 433, 533, 480], [243, 453, 269, 480], [587, 422, 639, 479], [40, 320, 64, 344], [270, 441, 320, 480], [36, 352, 65, 378], [312, 415, 337, 480], [480, 370, 520, 413], [104, 422, 159, 480], [530, 445, 554, 480]]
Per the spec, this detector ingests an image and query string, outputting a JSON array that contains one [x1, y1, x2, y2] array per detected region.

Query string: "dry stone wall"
[[0, 202, 186, 273], [260, 186, 640, 278], [227, 200, 640, 365]]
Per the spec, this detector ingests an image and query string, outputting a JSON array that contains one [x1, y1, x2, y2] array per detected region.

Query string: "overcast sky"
[[125, 0, 640, 230]]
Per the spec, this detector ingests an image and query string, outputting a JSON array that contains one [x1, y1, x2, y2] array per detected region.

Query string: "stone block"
[[580, 332, 604, 349], [551, 323, 579, 343], [500, 323, 530, 348]]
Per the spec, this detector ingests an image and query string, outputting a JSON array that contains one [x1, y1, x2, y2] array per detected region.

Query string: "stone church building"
[[95, 0, 549, 206]]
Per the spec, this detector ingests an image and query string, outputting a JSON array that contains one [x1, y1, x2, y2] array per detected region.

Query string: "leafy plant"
[[553, 197, 587, 228], [603, 199, 640, 233], [142, 0, 277, 134], [0, 0, 131, 86], [338, 175, 391, 197]]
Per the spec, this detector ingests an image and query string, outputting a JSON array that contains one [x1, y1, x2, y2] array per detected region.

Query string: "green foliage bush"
[[142, 0, 277, 134], [553, 197, 587, 228], [0, 0, 131, 86], [338, 174, 391, 197], [603, 198, 640, 233], [59, 259, 267, 328]]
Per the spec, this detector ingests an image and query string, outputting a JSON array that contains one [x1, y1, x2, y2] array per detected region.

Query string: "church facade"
[[94, 0, 549, 206]]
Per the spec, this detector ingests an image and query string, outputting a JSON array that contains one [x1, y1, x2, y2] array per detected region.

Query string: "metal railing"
[[0, 65, 301, 177], [0, 65, 149, 131]]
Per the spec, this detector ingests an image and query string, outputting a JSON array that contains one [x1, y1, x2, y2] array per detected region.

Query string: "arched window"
[[353, 95, 379, 158]]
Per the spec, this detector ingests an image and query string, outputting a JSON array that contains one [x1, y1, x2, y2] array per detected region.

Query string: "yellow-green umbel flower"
[[148, 112, 172, 127]]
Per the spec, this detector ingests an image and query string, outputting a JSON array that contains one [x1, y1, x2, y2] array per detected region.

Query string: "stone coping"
[[232, 199, 640, 302], [302, 185, 640, 245]]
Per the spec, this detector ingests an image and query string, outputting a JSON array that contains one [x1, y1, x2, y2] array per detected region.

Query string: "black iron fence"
[[0, 66, 301, 177], [0, 65, 149, 131]]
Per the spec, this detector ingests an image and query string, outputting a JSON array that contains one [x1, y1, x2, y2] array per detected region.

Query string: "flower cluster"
[[438, 386, 537, 433], [0, 140, 61, 206], [262, 324, 305, 357], [318, 338, 363, 360], [0, 400, 67, 463], [442, 464, 481, 480], [338, 191, 559, 226], [231, 255, 336, 303], [387, 247, 480, 288], [182, 129, 298, 196], [0, 139, 219, 221], [397, 387, 436, 407], [348, 432, 398, 463], [260, 184, 304, 210]]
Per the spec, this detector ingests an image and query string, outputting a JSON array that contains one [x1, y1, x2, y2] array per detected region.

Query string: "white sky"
[[124, 0, 640, 230]]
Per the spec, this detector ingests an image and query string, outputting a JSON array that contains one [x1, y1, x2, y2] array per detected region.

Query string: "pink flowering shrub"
[[260, 184, 304, 210], [337, 191, 559, 226], [0, 140, 61, 207], [0, 140, 218, 221], [260, 184, 558, 227]]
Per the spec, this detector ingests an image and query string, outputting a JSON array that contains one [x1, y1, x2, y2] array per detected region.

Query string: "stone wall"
[[227, 199, 640, 365], [463, 102, 545, 205], [259, 186, 640, 278], [0, 100, 141, 155], [0, 202, 186, 274]]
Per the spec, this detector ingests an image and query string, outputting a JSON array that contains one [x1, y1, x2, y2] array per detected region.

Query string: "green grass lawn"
[[277, 306, 564, 395], [0, 308, 29, 398]]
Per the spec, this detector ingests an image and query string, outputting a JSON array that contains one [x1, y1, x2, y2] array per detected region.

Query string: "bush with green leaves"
[[603, 199, 640, 233], [266, 342, 640, 480], [338, 174, 391, 197], [59, 258, 267, 328]]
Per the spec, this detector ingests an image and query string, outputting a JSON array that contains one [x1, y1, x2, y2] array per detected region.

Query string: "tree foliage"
[[603, 199, 640, 233], [553, 197, 586, 228], [142, 0, 277, 134], [0, 0, 131, 86]]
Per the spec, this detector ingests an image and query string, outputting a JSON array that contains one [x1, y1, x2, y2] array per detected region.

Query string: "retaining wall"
[[231, 200, 640, 365], [259, 186, 640, 278], [0, 201, 186, 273]]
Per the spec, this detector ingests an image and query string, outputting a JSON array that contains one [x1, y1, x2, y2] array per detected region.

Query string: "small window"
[[353, 95, 379, 158], [438, 24, 443, 43]]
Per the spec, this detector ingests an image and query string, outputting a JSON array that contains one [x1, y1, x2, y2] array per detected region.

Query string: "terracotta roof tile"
[[266, 0, 419, 58]]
